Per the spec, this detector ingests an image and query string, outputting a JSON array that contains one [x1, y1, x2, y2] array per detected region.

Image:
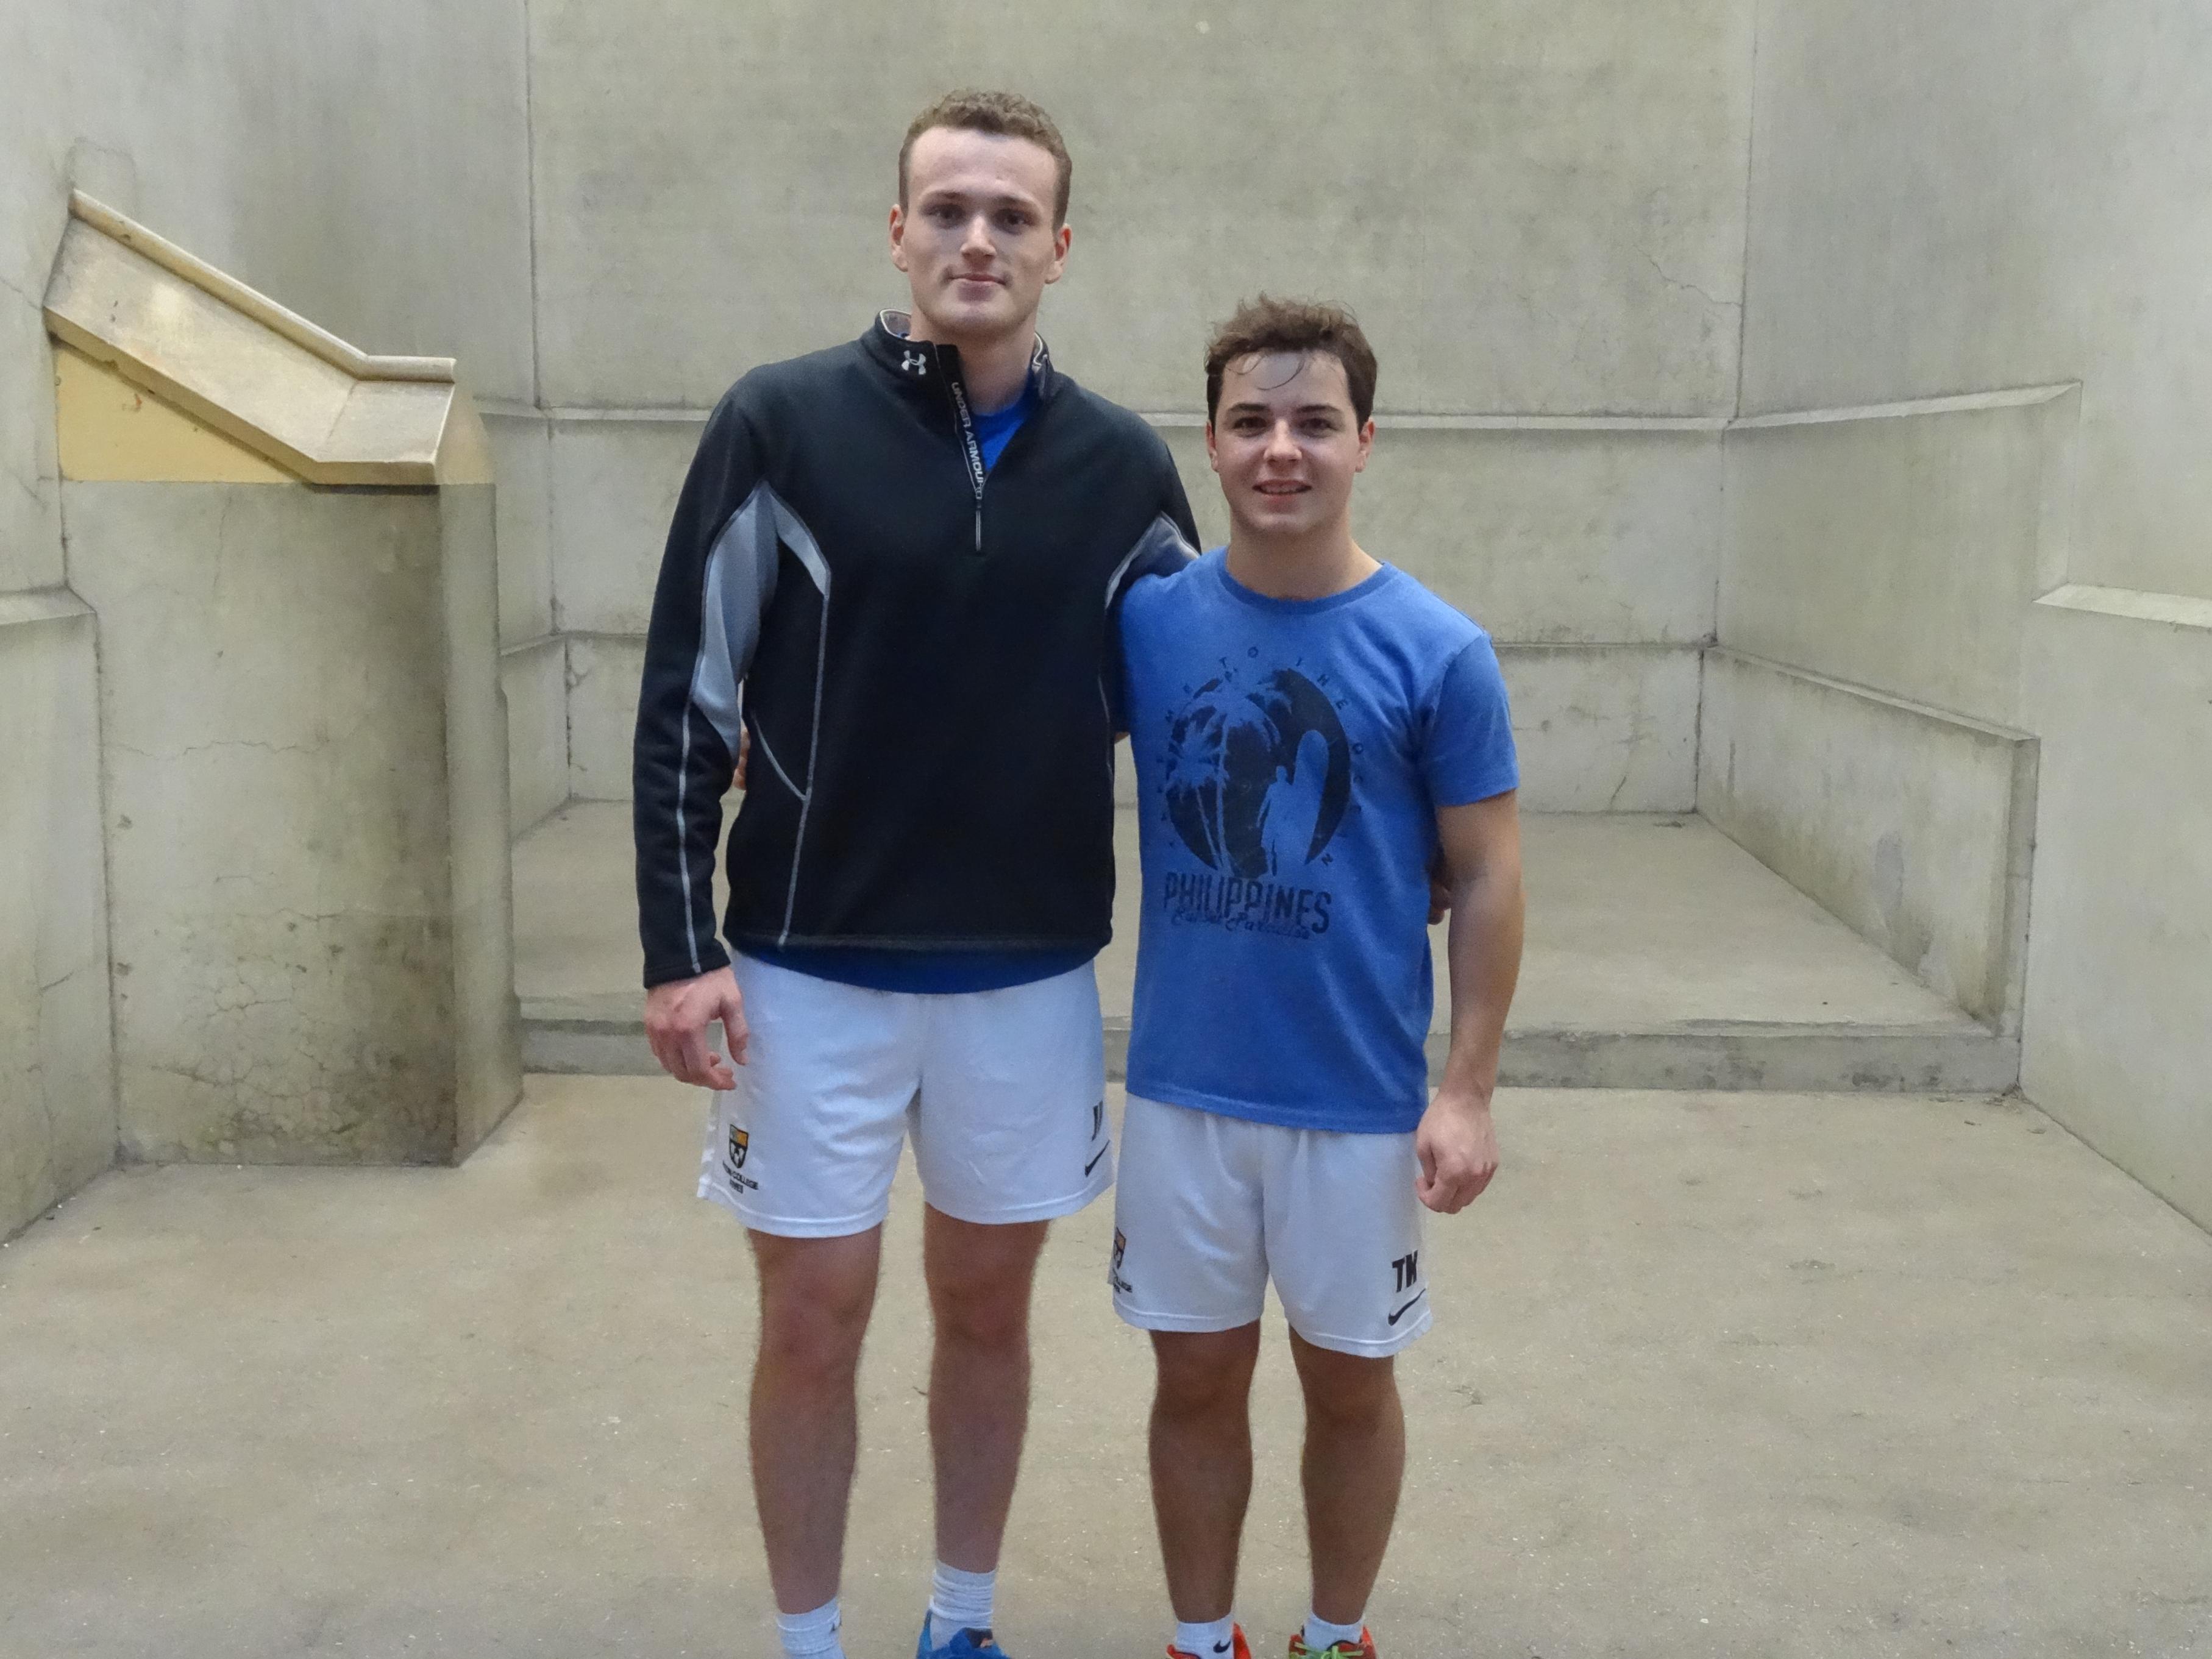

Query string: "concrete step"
[[514, 804, 2018, 1093]]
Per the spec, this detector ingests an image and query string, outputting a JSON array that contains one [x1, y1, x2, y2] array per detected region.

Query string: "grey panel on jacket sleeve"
[[686, 483, 784, 755], [1105, 512, 1198, 610]]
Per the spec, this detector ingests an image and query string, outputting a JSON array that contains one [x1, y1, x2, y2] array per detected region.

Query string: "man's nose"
[[960, 214, 995, 259], [1264, 421, 1301, 461]]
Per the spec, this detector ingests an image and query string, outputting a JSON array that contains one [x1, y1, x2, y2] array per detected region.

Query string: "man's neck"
[[903, 311, 1036, 413], [1224, 523, 1379, 602]]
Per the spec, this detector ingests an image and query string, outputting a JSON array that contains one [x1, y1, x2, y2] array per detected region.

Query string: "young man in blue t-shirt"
[[1114, 299, 1526, 1659]]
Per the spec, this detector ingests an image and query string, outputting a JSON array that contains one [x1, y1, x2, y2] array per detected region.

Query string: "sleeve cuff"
[[641, 940, 731, 990]]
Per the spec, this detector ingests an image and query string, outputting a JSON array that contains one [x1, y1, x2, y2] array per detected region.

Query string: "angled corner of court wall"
[[42, 193, 520, 1171]]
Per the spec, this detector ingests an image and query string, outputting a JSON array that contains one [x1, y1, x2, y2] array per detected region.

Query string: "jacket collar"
[[864, 310, 1058, 403]]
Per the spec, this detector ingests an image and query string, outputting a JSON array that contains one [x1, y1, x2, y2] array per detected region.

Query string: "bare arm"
[[1414, 790, 1525, 1213]]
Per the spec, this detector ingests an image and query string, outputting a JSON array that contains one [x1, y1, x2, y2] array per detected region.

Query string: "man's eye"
[[997, 211, 1031, 230]]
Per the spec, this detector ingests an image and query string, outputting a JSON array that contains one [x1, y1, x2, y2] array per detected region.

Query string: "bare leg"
[[748, 1226, 884, 1613], [1149, 1324, 1264, 1622], [923, 1207, 1050, 1572], [1288, 1330, 1404, 1626]]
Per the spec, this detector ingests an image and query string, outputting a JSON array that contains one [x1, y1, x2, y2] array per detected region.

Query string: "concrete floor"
[[516, 805, 2010, 1090], [5, 1079, 2208, 1657]]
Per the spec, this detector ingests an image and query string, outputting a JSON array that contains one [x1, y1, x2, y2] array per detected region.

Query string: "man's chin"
[[916, 291, 1029, 343]]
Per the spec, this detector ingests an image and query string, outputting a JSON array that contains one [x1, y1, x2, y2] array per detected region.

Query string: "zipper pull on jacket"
[[936, 343, 990, 556]]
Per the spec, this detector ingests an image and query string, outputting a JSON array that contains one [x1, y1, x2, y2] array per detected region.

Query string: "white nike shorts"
[[698, 952, 1112, 1238], [1110, 1093, 1432, 1357]]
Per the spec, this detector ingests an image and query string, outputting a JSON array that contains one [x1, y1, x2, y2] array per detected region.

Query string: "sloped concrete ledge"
[[1473, 1025, 2017, 1093], [2035, 582, 2212, 632], [1729, 382, 2079, 428], [43, 194, 482, 487], [0, 588, 93, 629]]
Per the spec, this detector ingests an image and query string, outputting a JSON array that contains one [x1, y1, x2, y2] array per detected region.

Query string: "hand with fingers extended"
[[644, 965, 748, 1090], [1414, 1086, 1499, 1214]]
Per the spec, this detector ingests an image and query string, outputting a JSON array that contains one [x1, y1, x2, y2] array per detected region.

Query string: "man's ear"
[[889, 204, 910, 272], [1204, 421, 1220, 472], [1042, 222, 1073, 286], [1354, 417, 1376, 473]]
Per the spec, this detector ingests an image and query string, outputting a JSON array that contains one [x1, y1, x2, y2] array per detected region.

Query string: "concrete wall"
[[1704, 391, 2071, 1029], [1, 2, 533, 1229], [65, 481, 519, 1166], [1740, 1, 2212, 602], [1729, 0, 2212, 1223], [528, 0, 1755, 814], [4, 2, 533, 549], [1719, 393, 2079, 731], [553, 415, 1722, 814], [2019, 594, 2212, 1224], [1699, 651, 2035, 1028], [0, 595, 114, 1236], [486, 411, 564, 833], [528, 0, 1753, 416]]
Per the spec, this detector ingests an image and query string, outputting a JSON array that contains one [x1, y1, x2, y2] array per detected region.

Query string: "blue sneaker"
[[916, 1615, 1003, 1657]]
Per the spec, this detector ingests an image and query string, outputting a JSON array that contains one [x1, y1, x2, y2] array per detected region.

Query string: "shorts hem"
[[1123, 1082, 1423, 1137], [697, 1182, 891, 1239], [1287, 1307, 1434, 1357], [1112, 1302, 1265, 1335], [924, 1163, 1114, 1227]]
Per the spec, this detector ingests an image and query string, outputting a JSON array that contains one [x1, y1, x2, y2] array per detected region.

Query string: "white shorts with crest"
[[699, 951, 1112, 1238], [1110, 1092, 1432, 1357]]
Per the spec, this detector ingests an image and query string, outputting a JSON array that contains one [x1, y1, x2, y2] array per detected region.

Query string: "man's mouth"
[[1255, 480, 1309, 496], [951, 272, 1004, 290]]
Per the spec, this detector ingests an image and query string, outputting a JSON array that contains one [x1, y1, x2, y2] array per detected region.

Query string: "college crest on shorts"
[[723, 1124, 758, 1192]]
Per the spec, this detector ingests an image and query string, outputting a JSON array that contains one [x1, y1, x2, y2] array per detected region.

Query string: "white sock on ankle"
[[928, 1560, 996, 1647], [1174, 1613, 1238, 1656], [777, 1597, 844, 1659], [1303, 1611, 1365, 1652]]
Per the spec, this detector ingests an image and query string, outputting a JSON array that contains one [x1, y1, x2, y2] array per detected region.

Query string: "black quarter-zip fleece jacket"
[[633, 314, 1200, 989]]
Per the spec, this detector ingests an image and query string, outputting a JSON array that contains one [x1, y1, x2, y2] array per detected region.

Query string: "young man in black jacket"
[[633, 91, 1197, 1659]]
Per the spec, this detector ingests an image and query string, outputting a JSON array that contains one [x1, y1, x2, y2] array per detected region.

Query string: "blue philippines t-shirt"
[[1120, 549, 1518, 1133]]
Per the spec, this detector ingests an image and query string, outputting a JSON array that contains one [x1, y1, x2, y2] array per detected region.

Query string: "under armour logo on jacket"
[[902, 349, 928, 375]]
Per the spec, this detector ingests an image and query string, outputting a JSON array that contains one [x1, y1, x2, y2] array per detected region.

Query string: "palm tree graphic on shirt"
[[1162, 668, 1351, 880]]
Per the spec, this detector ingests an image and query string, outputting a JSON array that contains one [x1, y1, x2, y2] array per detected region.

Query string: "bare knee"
[[1291, 1337, 1398, 1431], [753, 1230, 880, 1384], [926, 1213, 1045, 1352], [1153, 1327, 1262, 1421]]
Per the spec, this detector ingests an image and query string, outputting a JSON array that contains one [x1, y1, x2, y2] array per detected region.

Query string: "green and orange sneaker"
[[1286, 1630, 1376, 1659], [1167, 1627, 1251, 1659]]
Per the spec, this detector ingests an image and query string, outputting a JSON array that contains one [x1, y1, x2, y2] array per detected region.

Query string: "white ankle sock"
[[1174, 1613, 1238, 1656], [777, 1597, 844, 1659], [1303, 1612, 1365, 1652], [928, 1561, 996, 1647]]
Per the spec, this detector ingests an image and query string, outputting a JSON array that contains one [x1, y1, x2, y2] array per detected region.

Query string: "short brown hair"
[[1204, 297, 1379, 427], [899, 90, 1073, 227]]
